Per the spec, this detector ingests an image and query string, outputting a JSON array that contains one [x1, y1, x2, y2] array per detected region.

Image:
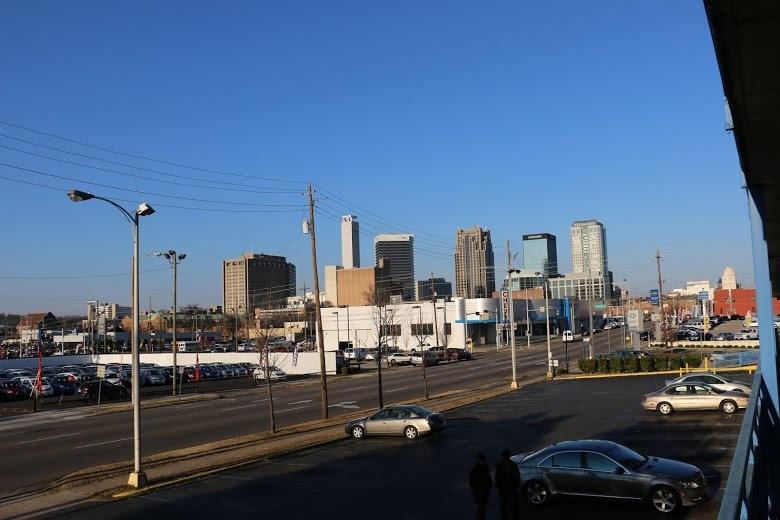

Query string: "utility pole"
[[656, 249, 665, 342], [587, 268, 594, 359], [506, 241, 518, 389], [307, 184, 329, 418], [430, 272, 440, 349]]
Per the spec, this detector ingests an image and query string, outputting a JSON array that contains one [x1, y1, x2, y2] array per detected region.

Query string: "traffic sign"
[[698, 291, 709, 301], [595, 303, 606, 310], [96, 365, 106, 379]]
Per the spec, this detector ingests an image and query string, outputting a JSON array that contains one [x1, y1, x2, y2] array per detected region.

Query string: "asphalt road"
[[0, 333, 620, 495], [50, 373, 749, 520]]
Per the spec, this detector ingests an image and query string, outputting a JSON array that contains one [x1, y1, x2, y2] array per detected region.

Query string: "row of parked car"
[[342, 346, 473, 367]]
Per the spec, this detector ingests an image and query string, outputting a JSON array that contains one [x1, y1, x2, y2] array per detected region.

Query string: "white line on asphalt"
[[222, 404, 256, 412], [73, 436, 133, 450], [287, 400, 312, 405], [14, 432, 81, 445], [275, 406, 309, 414], [385, 386, 409, 393], [252, 397, 279, 403], [215, 474, 254, 481]]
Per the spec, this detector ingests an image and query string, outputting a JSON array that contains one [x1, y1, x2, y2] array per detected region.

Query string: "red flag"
[[35, 345, 43, 395], [194, 351, 201, 382]]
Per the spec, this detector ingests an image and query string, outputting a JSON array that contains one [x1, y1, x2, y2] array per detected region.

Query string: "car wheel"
[[524, 481, 549, 506], [721, 400, 738, 414], [657, 402, 673, 415], [351, 425, 365, 439], [390, 360, 397, 366], [403, 426, 418, 440], [650, 486, 679, 514]]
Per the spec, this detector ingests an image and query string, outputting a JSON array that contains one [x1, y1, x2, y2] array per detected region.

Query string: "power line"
[[0, 143, 303, 195], [0, 173, 305, 214], [0, 121, 308, 185], [0, 161, 305, 208]]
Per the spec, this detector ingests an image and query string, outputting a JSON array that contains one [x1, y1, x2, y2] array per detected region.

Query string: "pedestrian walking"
[[469, 453, 492, 520], [495, 450, 521, 519]]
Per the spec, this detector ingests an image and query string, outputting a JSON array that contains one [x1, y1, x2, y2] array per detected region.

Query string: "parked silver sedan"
[[642, 383, 749, 415], [345, 405, 446, 440], [664, 372, 751, 395]]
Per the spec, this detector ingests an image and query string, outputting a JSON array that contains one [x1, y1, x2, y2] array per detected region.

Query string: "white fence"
[[0, 351, 337, 376]]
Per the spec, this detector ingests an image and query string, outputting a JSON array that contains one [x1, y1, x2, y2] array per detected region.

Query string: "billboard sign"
[[649, 289, 659, 306], [698, 291, 709, 301]]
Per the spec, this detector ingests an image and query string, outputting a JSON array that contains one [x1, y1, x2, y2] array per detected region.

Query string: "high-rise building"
[[374, 234, 415, 300], [416, 277, 453, 301], [222, 253, 296, 315], [570, 220, 608, 276], [341, 215, 360, 269], [455, 226, 496, 298], [522, 233, 558, 276], [721, 266, 738, 290]]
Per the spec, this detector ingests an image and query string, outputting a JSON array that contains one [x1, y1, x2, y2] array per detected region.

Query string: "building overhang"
[[704, 0, 780, 297]]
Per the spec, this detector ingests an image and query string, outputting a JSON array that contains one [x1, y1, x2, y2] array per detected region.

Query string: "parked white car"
[[344, 347, 368, 361], [385, 352, 412, 366], [664, 372, 752, 395], [253, 366, 287, 382]]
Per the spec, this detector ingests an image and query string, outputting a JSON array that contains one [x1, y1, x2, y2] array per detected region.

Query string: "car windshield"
[[606, 444, 647, 469]]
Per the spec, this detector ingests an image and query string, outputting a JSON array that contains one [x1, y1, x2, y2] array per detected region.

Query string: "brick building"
[[713, 288, 780, 316]]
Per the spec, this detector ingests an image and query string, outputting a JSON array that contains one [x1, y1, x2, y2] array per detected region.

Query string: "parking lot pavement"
[[51, 373, 749, 520]]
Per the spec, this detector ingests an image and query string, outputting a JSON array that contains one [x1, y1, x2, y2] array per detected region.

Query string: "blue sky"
[[1, 1, 752, 314]]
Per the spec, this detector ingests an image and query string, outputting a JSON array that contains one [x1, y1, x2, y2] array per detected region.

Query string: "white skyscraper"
[[570, 220, 608, 275], [341, 215, 360, 269]]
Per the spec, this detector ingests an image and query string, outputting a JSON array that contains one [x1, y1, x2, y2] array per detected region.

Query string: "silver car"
[[345, 405, 446, 440], [664, 372, 751, 395], [512, 440, 707, 514], [642, 383, 749, 415]]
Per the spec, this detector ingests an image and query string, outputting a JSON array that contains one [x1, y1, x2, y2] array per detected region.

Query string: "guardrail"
[[718, 369, 780, 520]]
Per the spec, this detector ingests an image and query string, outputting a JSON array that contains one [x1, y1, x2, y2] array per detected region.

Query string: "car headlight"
[[680, 480, 700, 489]]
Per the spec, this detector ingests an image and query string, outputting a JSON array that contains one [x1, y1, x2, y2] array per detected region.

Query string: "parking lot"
[[52, 372, 750, 520]]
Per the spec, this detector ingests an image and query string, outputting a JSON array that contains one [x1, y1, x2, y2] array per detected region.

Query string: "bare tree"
[[410, 306, 430, 400], [364, 284, 396, 409], [251, 290, 279, 433]]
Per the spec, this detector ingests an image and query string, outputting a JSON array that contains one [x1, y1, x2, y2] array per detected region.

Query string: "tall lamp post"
[[411, 305, 429, 399], [154, 250, 186, 396], [542, 274, 553, 380], [67, 189, 154, 489]]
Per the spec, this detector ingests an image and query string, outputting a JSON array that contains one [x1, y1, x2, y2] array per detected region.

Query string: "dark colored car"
[[0, 379, 24, 400], [639, 330, 654, 341], [80, 380, 129, 403], [512, 440, 707, 514], [446, 348, 472, 361], [51, 373, 80, 395]]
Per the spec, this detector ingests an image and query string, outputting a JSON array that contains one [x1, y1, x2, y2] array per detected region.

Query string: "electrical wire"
[[0, 121, 308, 185]]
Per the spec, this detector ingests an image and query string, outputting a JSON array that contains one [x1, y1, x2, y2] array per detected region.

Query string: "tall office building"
[[522, 233, 558, 276], [570, 220, 608, 275], [455, 226, 496, 298], [374, 234, 415, 300], [341, 215, 360, 269], [222, 253, 296, 315]]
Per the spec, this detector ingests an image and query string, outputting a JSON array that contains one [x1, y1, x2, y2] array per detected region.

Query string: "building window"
[[411, 323, 434, 336], [444, 323, 452, 335], [382, 324, 401, 337]]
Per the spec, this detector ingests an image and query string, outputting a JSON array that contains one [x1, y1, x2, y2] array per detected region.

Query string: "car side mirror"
[[615, 467, 625, 475]]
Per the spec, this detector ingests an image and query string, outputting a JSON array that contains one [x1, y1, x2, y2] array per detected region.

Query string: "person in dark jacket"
[[495, 450, 521, 519], [469, 453, 493, 520]]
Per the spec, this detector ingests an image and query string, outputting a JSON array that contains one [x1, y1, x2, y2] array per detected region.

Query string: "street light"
[[505, 269, 519, 389], [67, 189, 154, 489], [154, 250, 186, 396], [539, 273, 553, 381]]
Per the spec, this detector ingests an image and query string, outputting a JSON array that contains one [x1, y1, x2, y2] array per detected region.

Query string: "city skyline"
[[0, 2, 754, 314]]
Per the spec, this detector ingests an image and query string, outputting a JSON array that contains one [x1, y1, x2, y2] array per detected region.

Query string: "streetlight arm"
[[90, 194, 137, 224]]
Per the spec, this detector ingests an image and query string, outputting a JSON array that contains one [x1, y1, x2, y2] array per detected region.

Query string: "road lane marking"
[[14, 432, 81, 445], [329, 401, 360, 409], [385, 387, 409, 393], [276, 406, 308, 414], [287, 400, 312, 405], [73, 436, 133, 450], [215, 474, 254, 481], [222, 404, 256, 412]]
